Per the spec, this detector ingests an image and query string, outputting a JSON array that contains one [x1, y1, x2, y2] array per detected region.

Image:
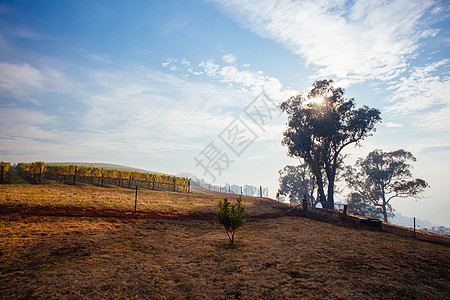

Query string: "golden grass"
[[1, 215, 449, 299], [1, 183, 449, 299], [0, 182, 285, 215]]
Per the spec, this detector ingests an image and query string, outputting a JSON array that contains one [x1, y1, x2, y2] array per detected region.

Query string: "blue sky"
[[1, 0, 449, 226]]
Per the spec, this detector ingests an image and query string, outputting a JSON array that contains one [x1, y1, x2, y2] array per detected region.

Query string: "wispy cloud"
[[85, 53, 112, 64], [212, 0, 440, 85], [163, 56, 298, 101], [0, 108, 59, 140], [383, 122, 403, 128], [222, 53, 236, 64], [159, 14, 191, 35], [8, 27, 45, 40], [0, 63, 44, 98], [0, 61, 258, 160], [385, 59, 450, 129], [0, 62, 75, 104]]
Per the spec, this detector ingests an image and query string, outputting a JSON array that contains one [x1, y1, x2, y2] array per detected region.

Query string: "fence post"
[[342, 205, 347, 221], [188, 180, 191, 193], [302, 195, 307, 217], [260, 186, 262, 198], [1, 164, 3, 184], [134, 185, 138, 213], [414, 217, 416, 239]]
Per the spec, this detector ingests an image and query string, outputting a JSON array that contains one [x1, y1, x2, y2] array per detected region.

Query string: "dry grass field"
[[0, 182, 283, 216], [1, 183, 449, 299]]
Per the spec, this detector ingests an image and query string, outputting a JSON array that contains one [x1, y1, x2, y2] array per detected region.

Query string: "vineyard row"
[[1, 162, 190, 193]]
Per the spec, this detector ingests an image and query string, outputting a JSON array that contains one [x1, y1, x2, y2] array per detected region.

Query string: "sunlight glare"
[[308, 97, 323, 104]]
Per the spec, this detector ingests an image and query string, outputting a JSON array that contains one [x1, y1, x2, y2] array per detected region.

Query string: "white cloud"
[[384, 59, 450, 129], [0, 61, 259, 165], [416, 106, 450, 131], [0, 63, 44, 97], [222, 53, 237, 64], [198, 59, 297, 101], [162, 54, 298, 101], [0, 62, 75, 103], [80, 67, 254, 145], [8, 26, 45, 40], [212, 0, 439, 85], [0, 108, 60, 140], [180, 58, 191, 66], [383, 122, 403, 128], [85, 53, 112, 64]]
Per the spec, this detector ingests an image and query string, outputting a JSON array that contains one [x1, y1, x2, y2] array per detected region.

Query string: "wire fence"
[[44, 172, 190, 193]]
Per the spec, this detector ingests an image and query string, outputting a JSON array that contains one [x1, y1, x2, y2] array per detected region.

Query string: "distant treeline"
[[1, 161, 190, 193]]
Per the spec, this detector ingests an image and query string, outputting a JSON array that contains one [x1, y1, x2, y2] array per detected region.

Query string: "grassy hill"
[[0, 182, 449, 299]]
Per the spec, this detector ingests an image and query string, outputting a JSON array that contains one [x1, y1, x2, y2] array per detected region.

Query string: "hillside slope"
[[0, 183, 449, 299], [0, 182, 284, 216]]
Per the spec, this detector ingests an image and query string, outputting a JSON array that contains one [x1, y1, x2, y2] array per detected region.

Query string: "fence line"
[[44, 172, 190, 193]]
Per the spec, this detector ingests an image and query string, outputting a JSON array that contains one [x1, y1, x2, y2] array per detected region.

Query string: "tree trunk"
[[326, 173, 335, 209], [382, 202, 388, 222], [315, 175, 327, 207], [381, 189, 388, 222]]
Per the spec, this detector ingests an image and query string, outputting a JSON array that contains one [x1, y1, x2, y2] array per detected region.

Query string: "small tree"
[[217, 198, 245, 245], [345, 149, 429, 222]]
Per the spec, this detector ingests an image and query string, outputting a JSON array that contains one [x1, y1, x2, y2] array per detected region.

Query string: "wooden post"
[[241, 186, 243, 196], [260, 186, 262, 198], [1, 164, 3, 184], [135, 185, 138, 213], [342, 205, 347, 221], [414, 217, 416, 239], [302, 195, 307, 217], [188, 180, 191, 193]]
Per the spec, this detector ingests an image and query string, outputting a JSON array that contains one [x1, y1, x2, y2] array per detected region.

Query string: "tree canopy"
[[280, 79, 381, 209], [217, 198, 245, 245], [277, 164, 318, 207], [344, 149, 429, 222]]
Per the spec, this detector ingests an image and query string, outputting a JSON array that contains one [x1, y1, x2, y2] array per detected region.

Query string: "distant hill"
[[390, 212, 450, 236], [391, 212, 437, 229]]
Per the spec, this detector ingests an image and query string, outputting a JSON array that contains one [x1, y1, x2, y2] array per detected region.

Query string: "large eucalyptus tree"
[[280, 79, 381, 209]]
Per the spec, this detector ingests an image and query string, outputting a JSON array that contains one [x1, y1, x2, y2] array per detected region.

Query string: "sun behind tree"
[[279, 79, 381, 209]]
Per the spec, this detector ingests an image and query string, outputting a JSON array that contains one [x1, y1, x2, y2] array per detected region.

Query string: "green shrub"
[[217, 198, 245, 245]]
